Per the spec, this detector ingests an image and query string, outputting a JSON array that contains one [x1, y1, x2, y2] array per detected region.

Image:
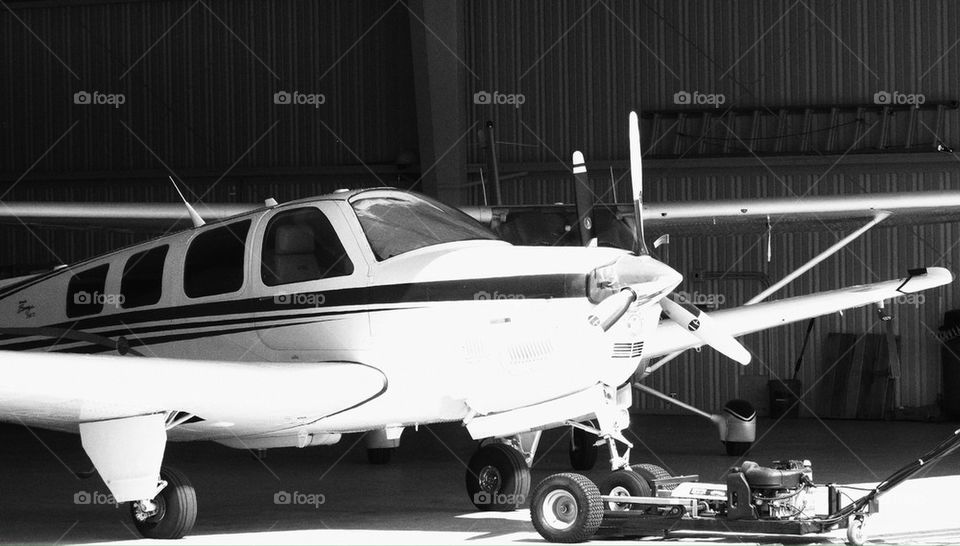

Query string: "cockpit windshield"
[[350, 191, 499, 260]]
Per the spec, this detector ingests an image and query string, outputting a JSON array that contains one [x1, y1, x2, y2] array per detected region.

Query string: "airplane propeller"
[[626, 111, 750, 365], [571, 151, 595, 246], [659, 296, 751, 364], [576, 111, 751, 365]]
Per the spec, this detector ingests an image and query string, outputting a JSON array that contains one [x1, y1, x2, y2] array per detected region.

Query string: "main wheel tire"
[[631, 463, 674, 492], [724, 441, 752, 456], [597, 469, 650, 511], [130, 466, 198, 539], [465, 443, 530, 512], [530, 473, 603, 543], [568, 423, 599, 471], [367, 447, 393, 464]]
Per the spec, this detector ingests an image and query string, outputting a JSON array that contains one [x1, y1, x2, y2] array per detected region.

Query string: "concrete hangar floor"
[[0, 415, 958, 545]]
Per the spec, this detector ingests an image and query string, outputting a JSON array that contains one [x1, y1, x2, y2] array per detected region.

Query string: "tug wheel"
[[530, 473, 603, 543], [598, 469, 650, 511], [631, 463, 675, 492], [847, 516, 866, 546]]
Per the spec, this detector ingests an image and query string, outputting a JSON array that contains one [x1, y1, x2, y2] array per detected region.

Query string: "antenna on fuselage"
[[168, 176, 206, 228]]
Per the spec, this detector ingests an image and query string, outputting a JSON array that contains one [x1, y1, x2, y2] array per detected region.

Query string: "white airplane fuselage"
[[0, 189, 681, 447]]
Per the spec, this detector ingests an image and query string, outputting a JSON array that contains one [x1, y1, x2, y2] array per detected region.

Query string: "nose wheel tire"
[[531, 473, 603, 543], [598, 469, 651, 511], [465, 442, 530, 511], [130, 466, 197, 539], [569, 421, 599, 471]]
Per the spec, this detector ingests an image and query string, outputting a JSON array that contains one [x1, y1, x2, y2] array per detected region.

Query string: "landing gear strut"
[[130, 466, 198, 539], [568, 420, 599, 471]]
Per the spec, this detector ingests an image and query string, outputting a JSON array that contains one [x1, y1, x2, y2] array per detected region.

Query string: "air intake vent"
[[612, 341, 644, 359]]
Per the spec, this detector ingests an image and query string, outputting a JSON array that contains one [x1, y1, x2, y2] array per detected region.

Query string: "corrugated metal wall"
[[463, 0, 960, 163], [1, 0, 417, 177]]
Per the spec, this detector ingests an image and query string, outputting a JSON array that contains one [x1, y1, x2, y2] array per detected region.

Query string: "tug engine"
[[725, 460, 814, 520]]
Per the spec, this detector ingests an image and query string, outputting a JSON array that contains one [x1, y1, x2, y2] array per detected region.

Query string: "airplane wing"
[[642, 191, 960, 226], [4, 190, 960, 230], [643, 267, 953, 360], [0, 201, 256, 229], [0, 351, 387, 437]]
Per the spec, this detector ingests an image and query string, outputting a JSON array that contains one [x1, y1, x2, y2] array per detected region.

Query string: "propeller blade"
[[660, 296, 751, 365], [587, 289, 637, 332], [572, 151, 595, 246], [628, 111, 649, 255]]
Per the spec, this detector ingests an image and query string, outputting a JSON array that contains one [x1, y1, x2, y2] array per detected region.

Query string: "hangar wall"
[[0, 0, 417, 185], [462, 0, 960, 164]]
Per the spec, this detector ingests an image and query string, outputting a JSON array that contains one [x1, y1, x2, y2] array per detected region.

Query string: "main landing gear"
[[130, 466, 198, 539], [465, 432, 541, 511]]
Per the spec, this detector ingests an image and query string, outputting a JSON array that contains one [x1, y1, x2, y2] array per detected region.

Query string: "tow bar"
[[530, 428, 960, 544]]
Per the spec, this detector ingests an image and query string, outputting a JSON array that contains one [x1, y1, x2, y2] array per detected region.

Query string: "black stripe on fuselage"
[[0, 309, 378, 352], [31, 274, 585, 331], [59, 318, 324, 354], [0, 273, 587, 351]]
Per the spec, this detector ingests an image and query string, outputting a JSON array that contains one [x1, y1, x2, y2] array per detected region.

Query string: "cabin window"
[[121, 245, 169, 308], [66, 264, 110, 318], [184, 220, 251, 298], [261, 208, 354, 286], [351, 191, 498, 260]]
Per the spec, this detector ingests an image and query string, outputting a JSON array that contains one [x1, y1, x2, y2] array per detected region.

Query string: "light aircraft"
[[0, 112, 955, 539]]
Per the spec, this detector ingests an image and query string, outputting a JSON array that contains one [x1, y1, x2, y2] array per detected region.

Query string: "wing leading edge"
[[0, 353, 387, 434], [644, 267, 953, 360]]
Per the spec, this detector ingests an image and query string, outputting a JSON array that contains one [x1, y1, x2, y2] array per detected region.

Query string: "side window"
[[121, 245, 169, 309], [184, 220, 251, 298], [66, 264, 110, 318], [261, 208, 354, 286]]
